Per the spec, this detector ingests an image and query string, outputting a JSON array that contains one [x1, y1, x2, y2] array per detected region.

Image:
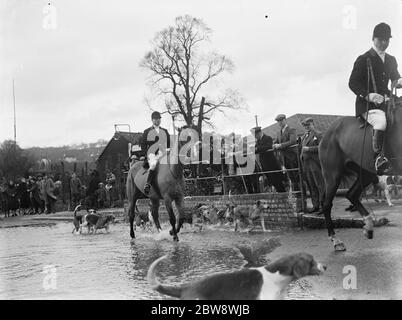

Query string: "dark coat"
[[274, 125, 298, 164], [140, 126, 171, 157], [17, 182, 30, 209], [87, 176, 101, 196], [349, 48, 400, 116], [300, 129, 322, 162], [6, 185, 19, 210], [255, 134, 282, 172], [28, 182, 42, 205], [255, 134, 286, 192]]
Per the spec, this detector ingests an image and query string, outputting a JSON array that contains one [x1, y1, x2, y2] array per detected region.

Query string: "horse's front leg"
[[150, 198, 162, 232], [164, 197, 178, 242], [345, 174, 376, 239], [128, 199, 136, 239], [174, 196, 185, 234]]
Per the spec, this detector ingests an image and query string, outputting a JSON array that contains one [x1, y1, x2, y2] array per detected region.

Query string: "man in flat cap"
[[272, 114, 300, 191], [300, 118, 324, 214], [349, 22, 402, 174], [252, 126, 286, 192], [141, 111, 171, 195]]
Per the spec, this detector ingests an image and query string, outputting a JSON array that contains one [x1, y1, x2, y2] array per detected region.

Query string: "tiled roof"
[[114, 131, 142, 144], [97, 131, 142, 161], [260, 113, 343, 138]]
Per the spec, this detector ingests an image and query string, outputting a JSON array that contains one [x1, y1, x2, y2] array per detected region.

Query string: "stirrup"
[[143, 183, 151, 195]]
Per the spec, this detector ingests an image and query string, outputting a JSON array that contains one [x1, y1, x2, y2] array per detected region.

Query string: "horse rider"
[[252, 126, 286, 192], [349, 22, 402, 174], [272, 114, 300, 191], [300, 117, 324, 214], [140, 111, 171, 195]]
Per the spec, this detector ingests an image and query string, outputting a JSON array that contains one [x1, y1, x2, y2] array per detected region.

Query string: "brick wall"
[[135, 192, 302, 229]]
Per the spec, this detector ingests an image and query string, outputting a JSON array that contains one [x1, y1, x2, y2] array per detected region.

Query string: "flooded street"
[[2, 198, 402, 300], [1, 221, 305, 300]]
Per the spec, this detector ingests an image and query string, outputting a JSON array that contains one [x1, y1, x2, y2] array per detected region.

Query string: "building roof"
[[113, 131, 142, 144], [244, 113, 344, 145], [260, 113, 343, 138], [97, 131, 142, 162]]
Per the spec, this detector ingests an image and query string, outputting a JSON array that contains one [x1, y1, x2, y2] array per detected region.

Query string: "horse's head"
[[386, 96, 402, 171]]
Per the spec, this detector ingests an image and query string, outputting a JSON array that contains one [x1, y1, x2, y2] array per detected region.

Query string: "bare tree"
[[140, 15, 244, 133]]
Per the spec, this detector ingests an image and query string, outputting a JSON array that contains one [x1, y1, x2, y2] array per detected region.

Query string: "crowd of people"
[[0, 169, 120, 218], [0, 174, 61, 217]]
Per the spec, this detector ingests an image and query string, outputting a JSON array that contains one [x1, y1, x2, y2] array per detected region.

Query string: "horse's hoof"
[[334, 242, 346, 251], [331, 238, 346, 251], [363, 228, 374, 239], [130, 232, 135, 239], [173, 235, 179, 242], [169, 230, 173, 236]]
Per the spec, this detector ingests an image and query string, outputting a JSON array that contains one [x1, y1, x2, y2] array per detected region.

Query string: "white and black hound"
[[72, 204, 87, 234], [147, 252, 326, 300]]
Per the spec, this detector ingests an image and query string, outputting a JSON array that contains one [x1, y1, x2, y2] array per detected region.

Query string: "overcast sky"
[[1, 0, 401, 148]]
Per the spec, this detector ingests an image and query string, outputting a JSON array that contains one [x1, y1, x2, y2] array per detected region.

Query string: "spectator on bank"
[[272, 114, 301, 191], [16, 177, 30, 215], [96, 182, 107, 209], [44, 174, 57, 214], [106, 169, 117, 207], [86, 170, 100, 209], [28, 177, 42, 214], [63, 172, 72, 211], [70, 172, 82, 210], [54, 178, 62, 198], [252, 126, 287, 193], [37, 174, 46, 212], [0, 178, 8, 217], [7, 181, 19, 216], [300, 117, 324, 214]]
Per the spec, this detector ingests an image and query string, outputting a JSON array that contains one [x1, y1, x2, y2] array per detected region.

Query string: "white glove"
[[397, 78, 402, 87], [366, 93, 384, 104]]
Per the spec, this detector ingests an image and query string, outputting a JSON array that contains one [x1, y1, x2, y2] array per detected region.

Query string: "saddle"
[[358, 116, 369, 129]]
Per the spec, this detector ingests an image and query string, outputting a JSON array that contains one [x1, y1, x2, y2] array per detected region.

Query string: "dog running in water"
[[72, 205, 115, 234], [147, 253, 326, 300], [85, 212, 115, 234], [72, 204, 87, 234]]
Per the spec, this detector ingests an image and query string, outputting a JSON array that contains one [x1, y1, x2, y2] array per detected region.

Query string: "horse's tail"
[[147, 255, 183, 298], [73, 204, 82, 218]]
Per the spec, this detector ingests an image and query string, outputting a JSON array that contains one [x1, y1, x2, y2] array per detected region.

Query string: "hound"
[[147, 252, 326, 300], [85, 212, 115, 234], [71, 204, 87, 234]]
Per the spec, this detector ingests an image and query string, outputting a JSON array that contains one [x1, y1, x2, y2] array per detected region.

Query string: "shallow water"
[[0, 221, 319, 300]]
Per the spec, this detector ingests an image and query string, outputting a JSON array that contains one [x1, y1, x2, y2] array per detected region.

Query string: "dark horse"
[[320, 96, 402, 251], [126, 127, 195, 241]]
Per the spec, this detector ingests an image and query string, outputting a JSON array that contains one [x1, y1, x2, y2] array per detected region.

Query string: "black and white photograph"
[[1, 0, 402, 307]]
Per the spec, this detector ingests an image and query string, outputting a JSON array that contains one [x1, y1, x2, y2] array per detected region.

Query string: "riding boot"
[[372, 130, 390, 174], [143, 169, 155, 195]]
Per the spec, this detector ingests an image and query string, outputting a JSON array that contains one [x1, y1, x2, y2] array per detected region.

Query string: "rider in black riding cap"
[[140, 111, 171, 195], [349, 22, 402, 174]]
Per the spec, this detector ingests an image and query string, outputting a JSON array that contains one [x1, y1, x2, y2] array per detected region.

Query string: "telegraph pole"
[[255, 115, 258, 127]]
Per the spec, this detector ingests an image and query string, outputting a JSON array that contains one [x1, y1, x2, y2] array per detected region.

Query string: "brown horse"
[[126, 127, 195, 241], [320, 96, 402, 251]]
